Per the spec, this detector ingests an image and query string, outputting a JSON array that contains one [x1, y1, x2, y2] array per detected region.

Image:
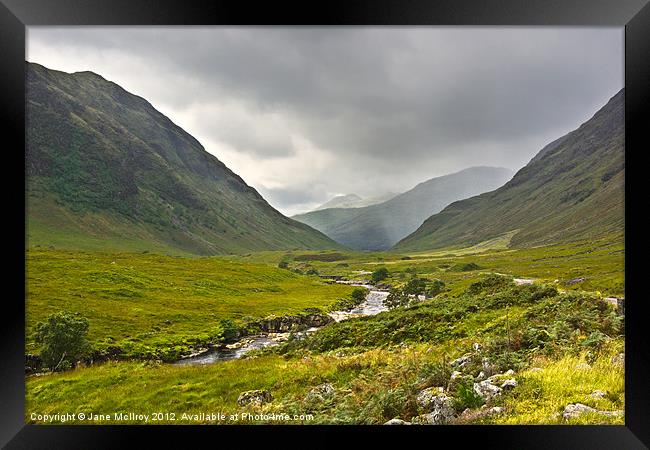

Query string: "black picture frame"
[[1, 1, 649, 448]]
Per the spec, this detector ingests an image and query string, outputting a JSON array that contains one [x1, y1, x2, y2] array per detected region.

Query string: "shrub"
[[277, 260, 289, 269], [384, 288, 410, 309], [218, 318, 239, 342], [371, 267, 389, 283], [581, 330, 610, 349], [451, 262, 481, 272], [427, 279, 446, 297], [306, 268, 319, 276], [403, 278, 427, 296], [34, 311, 92, 371], [417, 360, 452, 388], [466, 274, 512, 295], [351, 288, 367, 303], [453, 378, 484, 411]]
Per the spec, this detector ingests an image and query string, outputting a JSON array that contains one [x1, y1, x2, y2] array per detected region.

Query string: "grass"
[[26, 249, 355, 359], [25, 235, 624, 425], [227, 234, 624, 297], [26, 267, 624, 424], [488, 341, 625, 424]]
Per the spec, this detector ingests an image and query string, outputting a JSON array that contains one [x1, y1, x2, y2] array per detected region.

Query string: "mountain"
[[313, 192, 397, 211], [292, 167, 514, 251], [394, 89, 624, 252], [25, 62, 343, 255]]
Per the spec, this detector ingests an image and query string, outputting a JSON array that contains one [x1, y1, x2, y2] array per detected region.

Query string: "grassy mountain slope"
[[394, 89, 624, 252], [293, 167, 514, 251], [26, 62, 342, 255]]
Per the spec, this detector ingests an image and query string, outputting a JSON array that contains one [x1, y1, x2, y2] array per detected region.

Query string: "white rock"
[[412, 396, 456, 425], [416, 387, 445, 409], [384, 418, 411, 425], [588, 390, 607, 399], [305, 383, 335, 401], [501, 379, 517, 390], [562, 403, 623, 420], [473, 380, 502, 401], [486, 406, 504, 415]]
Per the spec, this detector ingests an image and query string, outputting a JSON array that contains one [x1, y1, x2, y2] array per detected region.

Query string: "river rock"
[[473, 380, 502, 401], [237, 389, 273, 407], [562, 403, 623, 420], [384, 418, 411, 425], [305, 383, 335, 401], [257, 313, 333, 333]]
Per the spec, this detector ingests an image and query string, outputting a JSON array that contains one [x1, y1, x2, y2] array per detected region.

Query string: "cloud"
[[27, 26, 623, 215]]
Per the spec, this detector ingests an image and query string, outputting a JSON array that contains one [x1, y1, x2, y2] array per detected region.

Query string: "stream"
[[173, 283, 389, 366]]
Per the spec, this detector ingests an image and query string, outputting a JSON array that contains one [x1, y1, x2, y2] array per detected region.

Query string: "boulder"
[[562, 403, 623, 420], [384, 418, 411, 425], [501, 379, 517, 391], [411, 399, 455, 425], [237, 389, 273, 407], [416, 387, 445, 409], [588, 390, 607, 400], [413, 390, 455, 425], [305, 383, 335, 401], [473, 380, 502, 401]]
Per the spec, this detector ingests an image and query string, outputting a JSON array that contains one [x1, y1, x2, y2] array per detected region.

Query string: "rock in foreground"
[[237, 390, 273, 407]]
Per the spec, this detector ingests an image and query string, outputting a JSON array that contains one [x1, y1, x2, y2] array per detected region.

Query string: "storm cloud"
[[27, 27, 623, 215]]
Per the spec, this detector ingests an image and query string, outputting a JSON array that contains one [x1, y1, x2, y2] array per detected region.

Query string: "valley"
[[24, 61, 625, 426], [26, 234, 624, 425]]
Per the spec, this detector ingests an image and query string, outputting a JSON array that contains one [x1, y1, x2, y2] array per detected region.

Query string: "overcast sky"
[[27, 27, 623, 216]]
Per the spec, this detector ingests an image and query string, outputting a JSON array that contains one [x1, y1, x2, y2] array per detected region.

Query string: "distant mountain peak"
[[293, 166, 514, 251]]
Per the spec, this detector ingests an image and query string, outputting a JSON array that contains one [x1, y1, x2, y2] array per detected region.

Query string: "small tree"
[[371, 267, 389, 283], [403, 277, 427, 296], [34, 311, 91, 371]]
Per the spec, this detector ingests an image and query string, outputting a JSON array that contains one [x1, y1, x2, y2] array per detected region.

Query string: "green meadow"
[[26, 249, 355, 360], [25, 235, 625, 425]]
